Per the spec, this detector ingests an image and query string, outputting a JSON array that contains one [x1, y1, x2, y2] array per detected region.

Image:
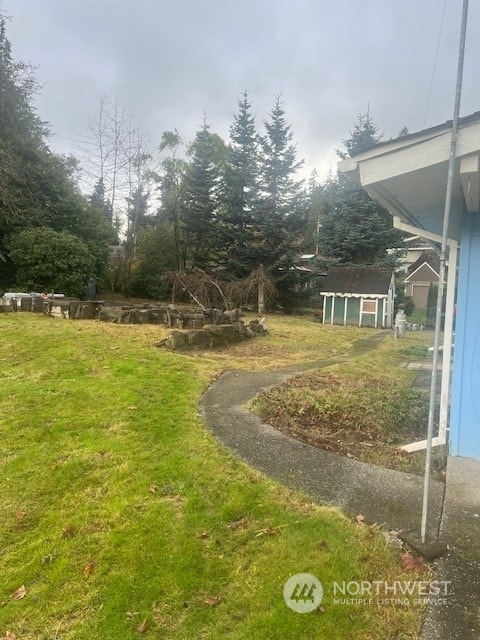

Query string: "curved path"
[[200, 331, 444, 537]]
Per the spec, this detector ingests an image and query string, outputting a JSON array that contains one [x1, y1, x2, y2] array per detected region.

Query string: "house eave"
[[338, 111, 480, 241]]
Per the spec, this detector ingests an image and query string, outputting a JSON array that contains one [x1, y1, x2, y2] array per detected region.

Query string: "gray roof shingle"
[[321, 267, 393, 295]]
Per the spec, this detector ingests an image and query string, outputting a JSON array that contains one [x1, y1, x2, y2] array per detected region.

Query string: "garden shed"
[[321, 266, 395, 328]]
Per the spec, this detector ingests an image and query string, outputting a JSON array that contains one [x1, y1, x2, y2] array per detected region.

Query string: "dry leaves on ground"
[[62, 525, 77, 538], [10, 585, 26, 600], [137, 618, 149, 633], [400, 552, 428, 572]]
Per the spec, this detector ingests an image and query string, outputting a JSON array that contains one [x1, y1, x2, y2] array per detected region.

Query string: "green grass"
[[0, 315, 425, 639], [406, 310, 427, 325], [398, 344, 430, 360]]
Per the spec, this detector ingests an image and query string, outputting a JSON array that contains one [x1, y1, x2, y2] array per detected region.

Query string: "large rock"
[[156, 321, 267, 351]]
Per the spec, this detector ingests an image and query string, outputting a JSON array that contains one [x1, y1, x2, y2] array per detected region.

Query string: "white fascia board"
[[341, 122, 480, 188], [358, 132, 450, 186], [321, 292, 388, 298]]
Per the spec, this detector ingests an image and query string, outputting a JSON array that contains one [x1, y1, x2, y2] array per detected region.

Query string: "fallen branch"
[[254, 520, 300, 537]]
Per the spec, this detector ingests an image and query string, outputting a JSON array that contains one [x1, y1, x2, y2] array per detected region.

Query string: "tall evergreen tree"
[[321, 112, 402, 264], [218, 91, 260, 279], [257, 96, 307, 310], [182, 121, 224, 269], [337, 110, 383, 159]]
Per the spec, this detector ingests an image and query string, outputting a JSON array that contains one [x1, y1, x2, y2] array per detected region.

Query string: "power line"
[[423, 0, 448, 129]]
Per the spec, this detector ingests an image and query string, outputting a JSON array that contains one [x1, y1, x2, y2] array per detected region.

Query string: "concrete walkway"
[[200, 331, 480, 638], [421, 457, 480, 639]]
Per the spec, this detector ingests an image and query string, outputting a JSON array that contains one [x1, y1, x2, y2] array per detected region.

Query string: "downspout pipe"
[[421, 0, 469, 544]]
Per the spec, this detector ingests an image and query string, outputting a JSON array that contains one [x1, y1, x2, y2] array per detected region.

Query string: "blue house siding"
[[450, 211, 480, 456]]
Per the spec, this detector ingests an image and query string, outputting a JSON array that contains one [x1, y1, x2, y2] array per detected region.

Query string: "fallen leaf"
[[137, 618, 149, 633], [355, 514, 365, 524], [229, 517, 248, 530], [126, 611, 139, 619], [83, 563, 95, 577], [0, 632, 17, 639], [62, 525, 77, 538], [11, 585, 26, 600], [15, 511, 27, 520], [149, 484, 158, 494], [204, 596, 222, 606], [400, 552, 428, 572]]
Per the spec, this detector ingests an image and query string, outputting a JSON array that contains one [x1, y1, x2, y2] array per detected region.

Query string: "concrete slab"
[[421, 456, 480, 639]]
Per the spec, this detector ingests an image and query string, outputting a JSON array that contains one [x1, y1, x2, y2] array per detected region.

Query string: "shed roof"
[[321, 267, 393, 295]]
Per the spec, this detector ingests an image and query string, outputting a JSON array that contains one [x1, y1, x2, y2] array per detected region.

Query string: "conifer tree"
[[257, 96, 307, 310], [337, 110, 383, 159], [218, 91, 260, 279], [182, 120, 223, 269], [321, 111, 402, 264]]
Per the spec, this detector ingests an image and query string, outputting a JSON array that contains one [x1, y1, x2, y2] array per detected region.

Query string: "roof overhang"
[[339, 112, 480, 242]]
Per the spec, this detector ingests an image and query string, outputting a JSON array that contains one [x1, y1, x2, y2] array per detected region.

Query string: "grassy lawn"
[[0, 314, 428, 639]]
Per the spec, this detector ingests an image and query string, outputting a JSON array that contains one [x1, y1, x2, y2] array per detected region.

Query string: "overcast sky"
[[2, 0, 479, 184]]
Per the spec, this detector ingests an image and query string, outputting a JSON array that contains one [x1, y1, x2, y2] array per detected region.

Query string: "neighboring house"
[[292, 253, 329, 302], [404, 250, 440, 310], [321, 266, 395, 328], [388, 236, 433, 274]]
